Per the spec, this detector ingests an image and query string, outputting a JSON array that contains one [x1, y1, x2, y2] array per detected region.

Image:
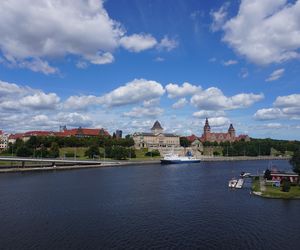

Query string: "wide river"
[[0, 160, 299, 249]]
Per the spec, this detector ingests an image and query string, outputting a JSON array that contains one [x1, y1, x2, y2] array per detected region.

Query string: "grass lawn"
[[133, 149, 161, 160], [251, 178, 260, 192], [263, 185, 300, 199], [252, 177, 300, 199], [59, 147, 89, 159]]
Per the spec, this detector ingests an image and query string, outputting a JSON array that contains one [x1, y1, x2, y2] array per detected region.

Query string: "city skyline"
[[0, 0, 300, 140]]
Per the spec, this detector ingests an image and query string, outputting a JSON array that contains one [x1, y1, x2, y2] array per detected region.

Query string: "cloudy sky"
[[0, 0, 300, 139]]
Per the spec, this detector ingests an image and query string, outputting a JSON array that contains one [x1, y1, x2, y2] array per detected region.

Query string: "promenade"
[[0, 155, 290, 173]]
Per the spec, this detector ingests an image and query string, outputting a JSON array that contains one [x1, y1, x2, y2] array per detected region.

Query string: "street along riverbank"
[[0, 155, 290, 173]]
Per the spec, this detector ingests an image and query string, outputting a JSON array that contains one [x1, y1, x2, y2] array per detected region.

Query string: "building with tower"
[[133, 121, 180, 151], [200, 118, 249, 143]]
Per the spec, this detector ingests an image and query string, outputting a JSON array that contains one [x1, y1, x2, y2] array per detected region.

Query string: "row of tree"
[[3, 135, 135, 160], [179, 137, 300, 157]]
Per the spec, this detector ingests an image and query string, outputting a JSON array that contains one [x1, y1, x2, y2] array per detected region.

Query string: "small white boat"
[[161, 153, 201, 164], [235, 179, 244, 189], [228, 179, 238, 188], [240, 172, 251, 178]]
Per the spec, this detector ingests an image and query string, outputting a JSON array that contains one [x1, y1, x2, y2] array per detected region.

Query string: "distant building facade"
[[201, 118, 250, 143], [133, 121, 180, 150], [0, 130, 9, 150], [115, 130, 122, 139], [7, 127, 110, 143]]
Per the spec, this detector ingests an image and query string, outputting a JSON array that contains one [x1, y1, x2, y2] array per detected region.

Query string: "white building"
[[0, 130, 9, 150], [133, 121, 182, 155]]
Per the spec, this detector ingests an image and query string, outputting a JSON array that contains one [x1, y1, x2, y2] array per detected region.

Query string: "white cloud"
[[99, 79, 165, 107], [206, 117, 231, 127], [76, 61, 88, 69], [274, 94, 300, 107], [166, 82, 201, 98], [56, 112, 93, 127], [154, 57, 165, 62], [223, 0, 300, 65], [119, 34, 157, 52], [123, 107, 163, 118], [0, 80, 29, 96], [0, 80, 60, 111], [240, 68, 249, 78], [193, 110, 226, 118], [172, 98, 188, 109], [223, 59, 238, 66], [64, 95, 99, 110], [157, 36, 178, 51], [143, 98, 160, 108], [264, 123, 283, 129], [254, 94, 300, 120], [191, 87, 264, 110], [0, 0, 123, 73], [84, 52, 114, 65], [266, 68, 285, 82], [19, 92, 60, 110], [254, 108, 284, 120], [32, 114, 49, 123], [63, 79, 165, 110], [18, 59, 59, 75], [0, 1, 176, 74], [210, 2, 230, 32]]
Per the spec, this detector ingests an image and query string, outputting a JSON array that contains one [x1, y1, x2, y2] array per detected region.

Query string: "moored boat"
[[228, 179, 238, 188], [160, 153, 201, 164]]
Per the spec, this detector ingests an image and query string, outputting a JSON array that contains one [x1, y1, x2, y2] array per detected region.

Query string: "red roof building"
[[200, 118, 250, 143], [54, 127, 110, 138]]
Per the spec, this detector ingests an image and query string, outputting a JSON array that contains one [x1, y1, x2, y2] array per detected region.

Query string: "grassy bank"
[[252, 177, 300, 199]]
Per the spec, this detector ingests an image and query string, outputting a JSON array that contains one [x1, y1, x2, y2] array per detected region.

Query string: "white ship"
[[160, 153, 201, 164]]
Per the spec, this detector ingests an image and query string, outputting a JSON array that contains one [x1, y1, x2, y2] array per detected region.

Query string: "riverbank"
[[0, 155, 290, 173], [251, 177, 300, 199]]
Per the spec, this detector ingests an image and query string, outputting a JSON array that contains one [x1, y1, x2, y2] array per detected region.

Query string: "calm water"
[[0, 160, 299, 249]]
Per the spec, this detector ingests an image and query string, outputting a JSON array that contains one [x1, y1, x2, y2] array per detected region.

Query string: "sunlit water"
[[0, 160, 299, 249]]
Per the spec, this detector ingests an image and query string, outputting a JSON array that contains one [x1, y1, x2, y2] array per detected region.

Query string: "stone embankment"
[[201, 156, 290, 161], [0, 156, 290, 173]]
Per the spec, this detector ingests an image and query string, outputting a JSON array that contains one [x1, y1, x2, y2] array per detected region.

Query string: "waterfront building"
[[8, 127, 110, 143], [200, 118, 250, 143], [55, 126, 110, 138], [133, 121, 180, 151], [269, 171, 299, 184], [0, 130, 9, 150], [116, 130, 122, 139]]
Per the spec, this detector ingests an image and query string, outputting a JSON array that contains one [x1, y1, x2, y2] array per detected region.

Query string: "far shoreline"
[[0, 155, 290, 174]]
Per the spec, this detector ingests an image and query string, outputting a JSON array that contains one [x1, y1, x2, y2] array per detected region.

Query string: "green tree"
[[49, 142, 60, 158], [290, 149, 300, 173], [264, 169, 272, 180], [145, 150, 160, 157], [85, 144, 100, 159], [16, 146, 33, 157], [281, 178, 291, 192], [180, 137, 191, 147], [111, 146, 128, 160]]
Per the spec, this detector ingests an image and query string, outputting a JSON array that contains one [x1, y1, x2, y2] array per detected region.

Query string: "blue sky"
[[0, 0, 300, 139]]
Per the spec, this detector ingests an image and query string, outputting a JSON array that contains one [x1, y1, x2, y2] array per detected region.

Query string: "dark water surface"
[[0, 160, 299, 249]]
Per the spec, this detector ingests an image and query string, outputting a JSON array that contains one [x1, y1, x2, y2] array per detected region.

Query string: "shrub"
[[213, 151, 220, 156], [281, 178, 291, 192], [65, 152, 75, 158], [145, 150, 160, 157]]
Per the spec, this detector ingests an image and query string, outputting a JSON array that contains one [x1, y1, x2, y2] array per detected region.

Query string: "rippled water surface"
[[0, 160, 299, 249]]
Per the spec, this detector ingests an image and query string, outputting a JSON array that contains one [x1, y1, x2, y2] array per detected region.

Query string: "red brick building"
[[200, 118, 249, 143], [186, 118, 250, 144]]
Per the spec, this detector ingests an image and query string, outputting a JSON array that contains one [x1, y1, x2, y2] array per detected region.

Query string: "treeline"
[[180, 137, 300, 157], [4, 135, 136, 160], [218, 139, 300, 156]]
